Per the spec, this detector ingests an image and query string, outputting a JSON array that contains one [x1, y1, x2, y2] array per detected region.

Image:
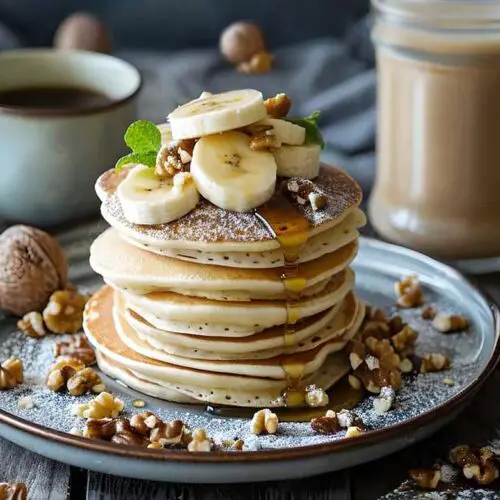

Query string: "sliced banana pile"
[[117, 89, 324, 225]]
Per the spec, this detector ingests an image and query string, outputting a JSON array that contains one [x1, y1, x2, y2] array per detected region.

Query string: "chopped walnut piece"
[[147, 442, 163, 449], [249, 133, 281, 152], [304, 385, 329, 407], [373, 386, 395, 414], [155, 140, 195, 178], [2, 358, 23, 385], [409, 468, 441, 490], [17, 311, 46, 338], [43, 289, 87, 334], [391, 325, 418, 357], [311, 411, 341, 435], [46, 357, 85, 392], [264, 93, 292, 118], [250, 408, 278, 435], [308, 192, 328, 211], [449, 445, 499, 485], [83, 417, 119, 440], [365, 337, 401, 370], [91, 383, 106, 394], [365, 355, 380, 371], [233, 439, 245, 451], [361, 320, 390, 341], [18, 395, 34, 409], [187, 428, 212, 452], [150, 419, 189, 447], [422, 305, 437, 320], [54, 334, 96, 366], [72, 392, 124, 419], [355, 364, 402, 394], [349, 351, 364, 371], [0, 482, 27, 500], [399, 358, 414, 374], [388, 315, 405, 336], [336, 409, 365, 430], [111, 429, 148, 447], [345, 426, 364, 438], [395, 275, 424, 308], [432, 314, 469, 333], [0, 367, 17, 390], [67, 367, 102, 396], [420, 353, 451, 374], [129, 411, 154, 436]]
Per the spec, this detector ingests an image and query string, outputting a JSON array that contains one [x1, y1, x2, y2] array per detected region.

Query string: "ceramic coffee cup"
[[0, 49, 141, 227]]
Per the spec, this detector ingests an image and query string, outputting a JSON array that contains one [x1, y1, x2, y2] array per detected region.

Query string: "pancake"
[[97, 350, 351, 408], [114, 298, 360, 378], [90, 228, 358, 298], [97, 164, 363, 252], [120, 269, 354, 335], [122, 208, 366, 269], [122, 297, 343, 356], [86, 286, 357, 407], [117, 292, 359, 361]]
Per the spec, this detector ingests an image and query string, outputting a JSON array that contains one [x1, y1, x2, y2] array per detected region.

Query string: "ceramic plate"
[[0, 223, 498, 483]]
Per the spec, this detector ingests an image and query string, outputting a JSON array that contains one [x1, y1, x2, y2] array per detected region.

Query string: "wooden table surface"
[[1, 232, 500, 499]]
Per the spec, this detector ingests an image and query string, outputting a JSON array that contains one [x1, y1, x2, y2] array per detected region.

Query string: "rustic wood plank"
[[86, 469, 351, 500], [0, 437, 71, 500]]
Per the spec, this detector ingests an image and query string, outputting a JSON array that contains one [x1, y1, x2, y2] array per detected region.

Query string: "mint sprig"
[[285, 111, 325, 149], [115, 120, 161, 170]]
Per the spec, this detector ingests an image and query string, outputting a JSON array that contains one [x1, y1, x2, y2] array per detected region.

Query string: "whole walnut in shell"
[[0, 225, 67, 316], [219, 22, 265, 64], [54, 12, 112, 53]]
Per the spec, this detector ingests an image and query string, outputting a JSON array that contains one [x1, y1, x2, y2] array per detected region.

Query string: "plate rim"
[[0, 237, 499, 464]]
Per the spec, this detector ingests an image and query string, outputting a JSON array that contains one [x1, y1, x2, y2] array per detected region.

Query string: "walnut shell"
[[219, 22, 265, 64], [0, 225, 67, 316]]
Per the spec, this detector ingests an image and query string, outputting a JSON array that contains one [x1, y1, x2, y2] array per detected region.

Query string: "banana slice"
[[157, 123, 173, 144], [249, 118, 305, 146], [191, 131, 277, 212], [274, 144, 321, 179], [168, 89, 266, 140], [117, 165, 199, 225]]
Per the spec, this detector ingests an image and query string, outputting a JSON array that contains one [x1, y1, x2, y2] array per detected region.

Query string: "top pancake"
[[97, 164, 362, 252]]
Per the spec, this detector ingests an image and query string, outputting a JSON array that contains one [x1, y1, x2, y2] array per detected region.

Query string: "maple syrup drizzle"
[[206, 193, 357, 419], [205, 378, 364, 422], [255, 192, 311, 407]]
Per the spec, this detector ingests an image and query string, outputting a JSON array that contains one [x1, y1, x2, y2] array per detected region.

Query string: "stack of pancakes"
[[84, 165, 366, 407]]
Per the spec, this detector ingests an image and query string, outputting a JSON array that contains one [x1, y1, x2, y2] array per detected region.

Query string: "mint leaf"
[[286, 111, 325, 149], [124, 120, 161, 154], [115, 151, 157, 170]]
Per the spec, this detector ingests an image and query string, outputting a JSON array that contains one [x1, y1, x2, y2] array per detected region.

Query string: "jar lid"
[[373, 0, 500, 28]]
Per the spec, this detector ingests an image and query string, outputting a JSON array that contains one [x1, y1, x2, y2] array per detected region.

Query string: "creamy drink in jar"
[[369, 0, 500, 263]]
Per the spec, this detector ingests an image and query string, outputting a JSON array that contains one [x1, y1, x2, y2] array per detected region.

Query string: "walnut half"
[[0, 482, 27, 500], [43, 289, 87, 334], [264, 93, 292, 118]]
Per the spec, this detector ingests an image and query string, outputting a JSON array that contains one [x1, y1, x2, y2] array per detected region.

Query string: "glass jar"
[[369, 0, 500, 266]]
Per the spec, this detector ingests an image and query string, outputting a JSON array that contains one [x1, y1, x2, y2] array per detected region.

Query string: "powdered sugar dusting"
[[0, 296, 487, 453], [100, 165, 361, 244], [0, 228, 494, 466]]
